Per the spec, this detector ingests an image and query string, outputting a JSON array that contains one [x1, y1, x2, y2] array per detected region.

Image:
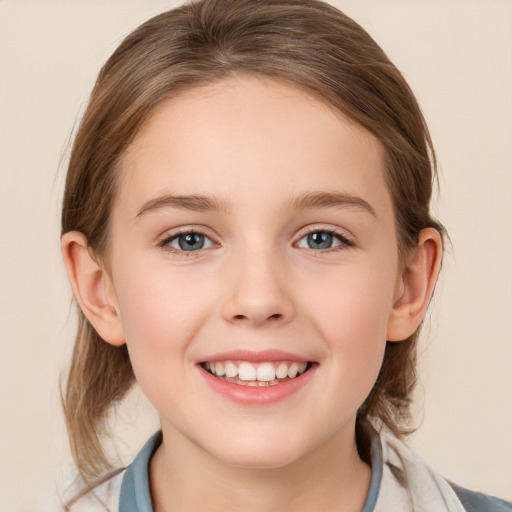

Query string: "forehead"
[[117, 76, 391, 219]]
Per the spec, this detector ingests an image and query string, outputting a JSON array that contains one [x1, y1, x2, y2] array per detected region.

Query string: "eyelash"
[[297, 227, 354, 252], [158, 229, 215, 257], [158, 227, 354, 257]]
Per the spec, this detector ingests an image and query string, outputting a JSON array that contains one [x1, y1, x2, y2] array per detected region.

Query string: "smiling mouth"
[[200, 360, 314, 387]]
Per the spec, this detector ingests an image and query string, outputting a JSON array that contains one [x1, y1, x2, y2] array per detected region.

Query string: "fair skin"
[[62, 76, 442, 512]]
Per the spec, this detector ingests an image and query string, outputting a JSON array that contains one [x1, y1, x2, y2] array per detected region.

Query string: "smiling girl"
[[59, 1, 510, 511]]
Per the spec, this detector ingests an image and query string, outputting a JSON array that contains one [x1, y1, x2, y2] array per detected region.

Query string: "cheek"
[[112, 266, 216, 382], [307, 264, 394, 337], [116, 262, 206, 333], [303, 265, 396, 385]]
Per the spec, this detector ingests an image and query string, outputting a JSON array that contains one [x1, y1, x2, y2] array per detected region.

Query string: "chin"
[[204, 432, 309, 470]]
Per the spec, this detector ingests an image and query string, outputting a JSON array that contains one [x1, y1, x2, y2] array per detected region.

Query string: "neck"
[[150, 421, 371, 512]]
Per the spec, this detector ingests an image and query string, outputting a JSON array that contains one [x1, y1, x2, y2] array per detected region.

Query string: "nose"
[[221, 248, 295, 328]]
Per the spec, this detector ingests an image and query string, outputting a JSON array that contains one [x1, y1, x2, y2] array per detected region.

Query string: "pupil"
[[308, 232, 332, 249], [179, 233, 204, 251]]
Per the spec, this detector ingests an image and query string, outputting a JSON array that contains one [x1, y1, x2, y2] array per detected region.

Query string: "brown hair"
[[61, 0, 444, 482]]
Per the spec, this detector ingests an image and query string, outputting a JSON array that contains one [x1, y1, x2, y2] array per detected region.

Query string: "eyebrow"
[[136, 194, 231, 218], [288, 191, 376, 217], [135, 191, 376, 218]]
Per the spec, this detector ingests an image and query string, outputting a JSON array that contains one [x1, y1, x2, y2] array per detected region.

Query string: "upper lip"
[[198, 349, 312, 364]]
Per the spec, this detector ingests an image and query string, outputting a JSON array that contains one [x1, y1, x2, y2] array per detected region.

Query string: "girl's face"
[[108, 77, 402, 468]]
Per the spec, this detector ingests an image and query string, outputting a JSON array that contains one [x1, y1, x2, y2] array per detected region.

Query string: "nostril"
[[231, 313, 282, 324]]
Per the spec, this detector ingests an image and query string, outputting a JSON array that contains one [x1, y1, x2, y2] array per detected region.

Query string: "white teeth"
[[238, 362, 257, 381], [287, 362, 299, 378], [215, 362, 225, 376], [256, 363, 276, 382], [206, 360, 311, 382], [224, 362, 238, 378], [275, 362, 288, 379]]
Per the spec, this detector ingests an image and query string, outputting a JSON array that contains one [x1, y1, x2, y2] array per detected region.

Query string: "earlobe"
[[61, 231, 126, 346], [387, 228, 443, 342]]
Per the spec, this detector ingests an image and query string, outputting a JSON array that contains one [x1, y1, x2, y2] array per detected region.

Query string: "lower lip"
[[197, 364, 317, 405]]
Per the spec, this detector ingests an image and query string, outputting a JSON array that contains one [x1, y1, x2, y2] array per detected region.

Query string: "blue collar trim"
[[119, 430, 162, 512], [361, 423, 383, 512]]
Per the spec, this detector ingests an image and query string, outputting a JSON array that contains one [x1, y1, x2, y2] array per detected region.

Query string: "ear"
[[61, 231, 125, 346], [387, 227, 443, 342]]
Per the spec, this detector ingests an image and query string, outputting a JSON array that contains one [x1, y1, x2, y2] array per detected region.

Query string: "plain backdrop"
[[0, 1, 511, 510]]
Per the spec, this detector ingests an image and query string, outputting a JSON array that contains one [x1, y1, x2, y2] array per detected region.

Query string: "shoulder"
[[66, 469, 125, 512], [67, 431, 161, 512], [448, 482, 512, 512], [374, 427, 511, 512]]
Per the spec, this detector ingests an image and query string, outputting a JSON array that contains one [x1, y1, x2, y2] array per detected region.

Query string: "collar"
[[118, 427, 383, 512]]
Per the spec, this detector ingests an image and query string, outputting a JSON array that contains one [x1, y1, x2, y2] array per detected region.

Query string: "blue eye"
[[297, 230, 352, 250], [163, 232, 215, 252]]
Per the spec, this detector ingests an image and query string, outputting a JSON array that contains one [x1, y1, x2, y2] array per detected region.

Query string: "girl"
[[59, 0, 511, 510]]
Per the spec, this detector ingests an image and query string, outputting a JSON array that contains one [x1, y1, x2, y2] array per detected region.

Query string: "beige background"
[[1, 1, 511, 510]]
